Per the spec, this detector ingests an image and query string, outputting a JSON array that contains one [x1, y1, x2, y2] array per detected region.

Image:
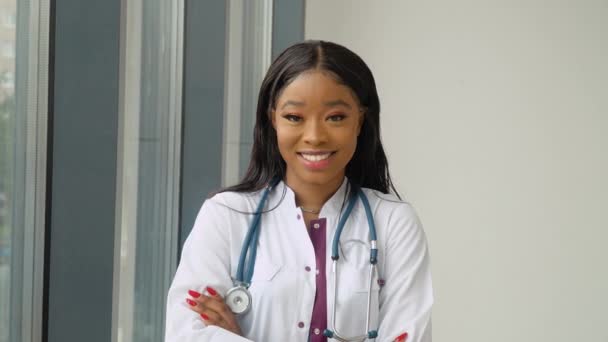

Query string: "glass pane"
[[0, 3, 15, 338], [0, 0, 48, 341], [222, 0, 273, 185], [115, 0, 183, 341]]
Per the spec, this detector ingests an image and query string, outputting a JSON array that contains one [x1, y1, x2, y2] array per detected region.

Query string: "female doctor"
[[165, 40, 433, 342]]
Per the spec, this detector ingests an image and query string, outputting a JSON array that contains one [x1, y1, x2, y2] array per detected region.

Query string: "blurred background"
[[1, 0, 606, 342]]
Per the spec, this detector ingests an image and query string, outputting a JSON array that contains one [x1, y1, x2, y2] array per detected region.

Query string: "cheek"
[[339, 127, 359, 151], [274, 127, 297, 156], [345, 130, 361, 164]]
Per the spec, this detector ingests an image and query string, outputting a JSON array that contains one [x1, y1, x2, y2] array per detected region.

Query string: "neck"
[[285, 173, 344, 212]]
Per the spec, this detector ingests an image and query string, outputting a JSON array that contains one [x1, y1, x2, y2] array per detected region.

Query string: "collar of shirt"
[[273, 176, 351, 219]]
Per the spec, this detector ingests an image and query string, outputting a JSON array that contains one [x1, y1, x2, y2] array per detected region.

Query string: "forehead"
[[275, 71, 359, 108]]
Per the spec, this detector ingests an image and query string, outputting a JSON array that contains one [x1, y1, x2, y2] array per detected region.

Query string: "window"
[[0, 0, 49, 341], [1, 12, 15, 29], [0, 41, 14, 58], [114, 0, 183, 341]]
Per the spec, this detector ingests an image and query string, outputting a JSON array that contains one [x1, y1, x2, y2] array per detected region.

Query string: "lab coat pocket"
[[354, 272, 380, 333], [340, 238, 371, 269], [244, 260, 290, 337], [248, 259, 282, 308], [332, 262, 381, 338], [250, 260, 282, 282]]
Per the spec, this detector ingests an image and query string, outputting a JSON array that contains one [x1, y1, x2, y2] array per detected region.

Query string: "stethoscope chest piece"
[[226, 285, 252, 315], [231, 179, 380, 339]]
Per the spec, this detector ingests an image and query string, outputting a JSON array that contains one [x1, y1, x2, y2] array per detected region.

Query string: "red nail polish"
[[188, 290, 201, 298], [186, 298, 197, 306], [206, 286, 218, 296], [395, 332, 408, 342], [200, 313, 209, 320]]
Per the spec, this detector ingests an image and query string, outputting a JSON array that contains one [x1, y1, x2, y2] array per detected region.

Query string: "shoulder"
[[360, 187, 417, 219], [190, 189, 265, 231], [359, 187, 424, 240], [190, 190, 264, 224], [204, 189, 264, 212]]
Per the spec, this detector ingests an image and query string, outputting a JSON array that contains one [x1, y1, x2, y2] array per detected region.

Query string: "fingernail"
[[206, 286, 218, 296], [186, 298, 197, 306], [188, 290, 201, 298], [200, 313, 209, 320], [395, 332, 408, 342]]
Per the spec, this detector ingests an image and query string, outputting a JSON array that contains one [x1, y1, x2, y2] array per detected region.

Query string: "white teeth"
[[300, 153, 332, 162]]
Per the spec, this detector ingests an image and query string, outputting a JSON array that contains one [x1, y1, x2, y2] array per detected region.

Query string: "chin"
[[295, 170, 343, 187]]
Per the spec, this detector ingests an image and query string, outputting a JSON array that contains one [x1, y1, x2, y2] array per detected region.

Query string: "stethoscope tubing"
[[327, 260, 378, 342], [325, 187, 379, 341], [236, 179, 277, 285], [235, 179, 380, 340]]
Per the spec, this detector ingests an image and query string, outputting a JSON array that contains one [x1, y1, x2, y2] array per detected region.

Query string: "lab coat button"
[[305, 266, 311, 272], [297, 214, 301, 220], [298, 321, 305, 328]]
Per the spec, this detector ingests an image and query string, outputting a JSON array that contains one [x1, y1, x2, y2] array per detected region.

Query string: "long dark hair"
[[221, 40, 400, 199]]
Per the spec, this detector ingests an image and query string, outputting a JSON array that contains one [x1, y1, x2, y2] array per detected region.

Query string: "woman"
[[165, 40, 433, 342]]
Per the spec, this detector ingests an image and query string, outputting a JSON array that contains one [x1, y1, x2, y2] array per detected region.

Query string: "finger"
[[185, 298, 206, 315], [186, 297, 226, 323], [192, 293, 242, 336], [188, 287, 222, 303], [199, 307, 224, 325], [203, 286, 223, 301], [185, 290, 204, 312], [186, 292, 229, 317], [197, 294, 232, 317], [188, 289, 203, 299], [199, 304, 242, 336], [186, 289, 220, 308], [187, 288, 235, 326]]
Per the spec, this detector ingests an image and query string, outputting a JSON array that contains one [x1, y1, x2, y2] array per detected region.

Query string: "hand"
[[186, 287, 243, 336]]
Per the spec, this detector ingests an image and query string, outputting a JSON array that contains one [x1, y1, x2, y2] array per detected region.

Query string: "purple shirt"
[[308, 217, 328, 342]]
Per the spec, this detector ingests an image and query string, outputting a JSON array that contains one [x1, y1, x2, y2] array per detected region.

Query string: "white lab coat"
[[165, 178, 433, 341]]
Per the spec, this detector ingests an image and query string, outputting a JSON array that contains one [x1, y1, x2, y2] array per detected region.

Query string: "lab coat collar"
[[279, 176, 351, 217]]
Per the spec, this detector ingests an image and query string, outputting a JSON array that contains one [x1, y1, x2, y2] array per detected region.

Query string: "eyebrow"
[[280, 99, 352, 110]]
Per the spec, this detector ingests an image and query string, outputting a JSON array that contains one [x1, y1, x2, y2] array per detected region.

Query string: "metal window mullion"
[[165, 0, 183, 288], [222, 0, 244, 187], [112, 0, 143, 341], [236, 0, 274, 177], [21, 0, 50, 341]]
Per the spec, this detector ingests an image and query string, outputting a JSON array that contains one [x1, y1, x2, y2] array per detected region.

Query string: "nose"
[[303, 119, 328, 146]]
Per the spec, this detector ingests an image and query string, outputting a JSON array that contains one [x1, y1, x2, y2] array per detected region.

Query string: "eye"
[[283, 114, 302, 122], [328, 114, 346, 122]]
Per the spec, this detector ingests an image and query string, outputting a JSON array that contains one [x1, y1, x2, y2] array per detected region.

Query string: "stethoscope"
[[225, 178, 380, 341]]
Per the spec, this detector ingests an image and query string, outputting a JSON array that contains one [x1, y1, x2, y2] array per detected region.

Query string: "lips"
[[297, 151, 336, 170], [299, 152, 333, 162]]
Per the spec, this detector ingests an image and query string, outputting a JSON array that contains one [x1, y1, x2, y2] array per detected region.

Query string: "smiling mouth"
[[297, 151, 336, 162]]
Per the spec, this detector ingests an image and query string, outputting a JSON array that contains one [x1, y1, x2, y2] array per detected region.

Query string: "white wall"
[[305, 1, 608, 341]]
